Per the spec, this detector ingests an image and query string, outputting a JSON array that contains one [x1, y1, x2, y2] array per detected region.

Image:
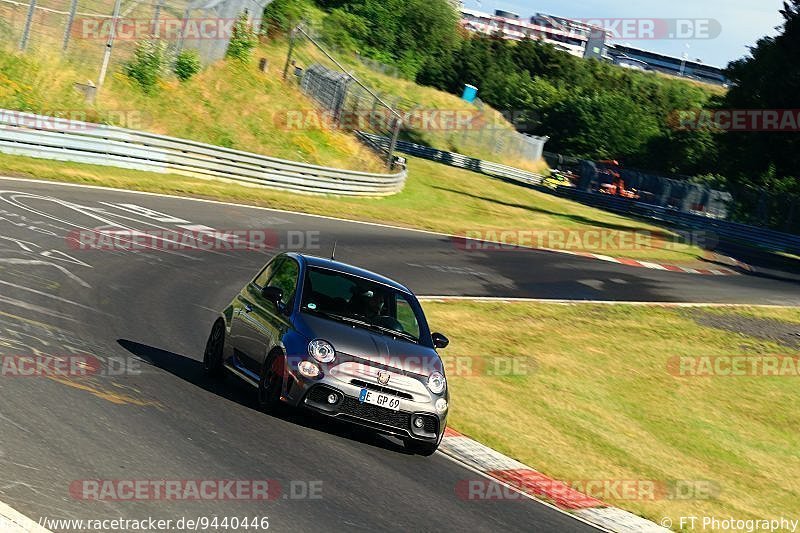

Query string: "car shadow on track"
[[117, 339, 413, 456]]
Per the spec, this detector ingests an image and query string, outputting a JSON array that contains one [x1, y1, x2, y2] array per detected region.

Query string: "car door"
[[231, 256, 300, 378], [229, 257, 280, 377], [251, 256, 300, 375]]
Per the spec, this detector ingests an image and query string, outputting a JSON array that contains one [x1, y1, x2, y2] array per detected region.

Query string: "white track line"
[[0, 176, 747, 275], [417, 296, 799, 308], [0, 501, 52, 532]]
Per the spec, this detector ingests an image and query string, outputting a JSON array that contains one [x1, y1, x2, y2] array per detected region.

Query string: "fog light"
[[327, 393, 338, 404], [435, 398, 448, 413], [413, 416, 425, 429], [298, 360, 320, 378]]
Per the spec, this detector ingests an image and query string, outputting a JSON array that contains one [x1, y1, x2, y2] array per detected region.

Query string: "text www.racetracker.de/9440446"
[[36, 516, 270, 531]]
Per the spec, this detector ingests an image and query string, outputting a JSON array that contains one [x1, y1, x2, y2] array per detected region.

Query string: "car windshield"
[[301, 266, 422, 343]]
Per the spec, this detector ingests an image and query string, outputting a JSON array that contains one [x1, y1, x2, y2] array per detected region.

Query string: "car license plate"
[[359, 388, 401, 411]]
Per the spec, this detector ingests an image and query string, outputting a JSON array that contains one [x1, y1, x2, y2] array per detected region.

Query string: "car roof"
[[290, 254, 412, 294]]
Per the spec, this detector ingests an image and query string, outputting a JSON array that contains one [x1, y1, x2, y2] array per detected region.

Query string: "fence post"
[[175, 7, 191, 55], [151, 0, 164, 38], [61, 0, 78, 53], [369, 93, 380, 131], [282, 26, 298, 80], [19, 0, 36, 51], [387, 117, 402, 169], [96, 0, 122, 94]]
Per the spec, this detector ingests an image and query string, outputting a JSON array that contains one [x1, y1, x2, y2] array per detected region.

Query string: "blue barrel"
[[462, 84, 478, 103]]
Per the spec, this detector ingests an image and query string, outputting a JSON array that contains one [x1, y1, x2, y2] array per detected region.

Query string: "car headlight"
[[435, 398, 448, 413], [427, 371, 446, 394], [298, 360, 321, 378], [308, 339, 335, 363]]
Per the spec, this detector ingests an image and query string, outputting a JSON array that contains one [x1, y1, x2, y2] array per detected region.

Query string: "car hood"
[[296, 314, 442, 376]]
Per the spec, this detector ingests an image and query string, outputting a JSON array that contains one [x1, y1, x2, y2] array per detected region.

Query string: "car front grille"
[[350, 379, 414, 400], [306, 386, 335, 404], [339, 396, 411, 431], [420, 415, 439, 434]]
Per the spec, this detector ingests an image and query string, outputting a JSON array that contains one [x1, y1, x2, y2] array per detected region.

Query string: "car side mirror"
[[432, 332, 449, 349], [261, 286, 283, 306]]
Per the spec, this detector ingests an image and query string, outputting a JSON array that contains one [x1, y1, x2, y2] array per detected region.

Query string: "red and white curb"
[[0, 501, 51, 532], [440, 428, 670, 532], [556, 250, 743, 276]]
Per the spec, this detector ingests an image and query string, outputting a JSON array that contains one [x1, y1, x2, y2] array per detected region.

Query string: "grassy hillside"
[[0, 34, 546, 173], [0, 46, 385, 172]]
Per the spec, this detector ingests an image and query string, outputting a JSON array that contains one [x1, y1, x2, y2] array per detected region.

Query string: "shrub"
[[174, 49, 201, 81], [226, 13, 258, 61], [124, 39, 167, 93], [262, 0, 314, 35]]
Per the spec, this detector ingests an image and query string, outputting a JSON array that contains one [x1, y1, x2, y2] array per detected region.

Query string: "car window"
[[301, 267, 422, 342], [254, 258, 281, 288], [267, 257, 299, 306], [396, 298, 421, 339]]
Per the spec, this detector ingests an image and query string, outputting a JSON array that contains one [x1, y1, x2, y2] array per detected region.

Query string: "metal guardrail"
[[357, 132, 544, 187], [0, 110, 408, 196], [356, 132, 800, 255], [554, 188, 800, 256]]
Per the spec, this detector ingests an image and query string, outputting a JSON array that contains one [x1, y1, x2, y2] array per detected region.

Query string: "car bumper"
[[301, 383, 444, 442], [282, 359, 447, 442]]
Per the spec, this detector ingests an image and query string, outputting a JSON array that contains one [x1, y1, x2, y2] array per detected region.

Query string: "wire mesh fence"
[[0, 0, 269, 86], [284, 23, 404, 169], [284, 22, 550, 170]]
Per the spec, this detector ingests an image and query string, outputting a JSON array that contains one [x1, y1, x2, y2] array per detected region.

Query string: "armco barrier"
[[358, 132, 800, 255], [554, 187, 800, 256], [0, 110, 407, 196], [356, 132, 544, 187]]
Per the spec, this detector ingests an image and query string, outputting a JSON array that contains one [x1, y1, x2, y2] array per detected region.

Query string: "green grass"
[[0, 152, 709, 264], [423, 300, 799, 528], [0, 46, 385, 173]]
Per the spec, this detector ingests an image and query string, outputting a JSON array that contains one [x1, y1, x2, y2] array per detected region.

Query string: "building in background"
[[460, 8, 596, 57], [607, 45, 727, 84], [458, 8, 727, 85]]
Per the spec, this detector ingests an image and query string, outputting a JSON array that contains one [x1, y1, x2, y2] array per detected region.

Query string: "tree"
[[174, 49, 201, 81], [226, 13, 258, 61], [333, 0, 460, 78], [544, 91, 661, 160], [719, 0, 800, 192]]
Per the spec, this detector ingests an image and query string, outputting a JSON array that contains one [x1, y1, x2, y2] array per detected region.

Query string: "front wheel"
[[203, 320, 225, 380], [258, 352, 285, 413]]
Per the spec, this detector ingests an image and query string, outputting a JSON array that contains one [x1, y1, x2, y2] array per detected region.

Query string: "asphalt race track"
[[0, 177, 797, 533]]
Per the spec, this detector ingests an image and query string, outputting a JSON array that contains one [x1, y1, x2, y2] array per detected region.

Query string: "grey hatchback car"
[[203, 253, 450, 455]]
